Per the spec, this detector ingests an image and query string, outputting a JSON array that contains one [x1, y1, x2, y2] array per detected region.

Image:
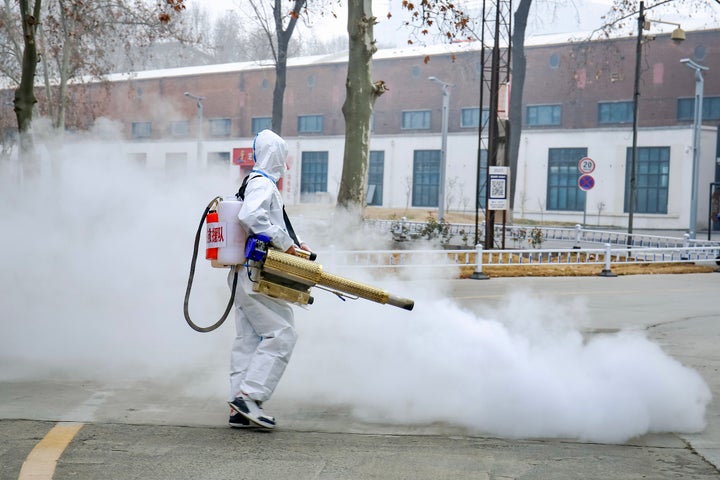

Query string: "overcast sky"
[[196, 0, 718, 48]]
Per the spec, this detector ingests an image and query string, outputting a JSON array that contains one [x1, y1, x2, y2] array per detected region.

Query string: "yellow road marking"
[[18, 422, 83, 480]]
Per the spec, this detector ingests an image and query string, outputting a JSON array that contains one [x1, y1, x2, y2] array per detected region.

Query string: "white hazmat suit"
[[228, 129, 300, 405]]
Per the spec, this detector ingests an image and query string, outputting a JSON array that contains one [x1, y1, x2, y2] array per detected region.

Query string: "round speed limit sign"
[[578, 157, 595, 174]]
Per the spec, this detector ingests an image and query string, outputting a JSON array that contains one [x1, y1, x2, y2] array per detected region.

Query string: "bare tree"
[[247, 0, 307, 135], [211, 10, 253, 63], [14, 0, 42, 176], [3, 0, 190, 170]]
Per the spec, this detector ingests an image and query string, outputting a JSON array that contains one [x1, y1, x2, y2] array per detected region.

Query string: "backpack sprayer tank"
[[205, 197, 246, 267]]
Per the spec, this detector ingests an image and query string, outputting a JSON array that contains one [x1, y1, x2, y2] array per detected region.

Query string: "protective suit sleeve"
[[237, 177, 294, 252]]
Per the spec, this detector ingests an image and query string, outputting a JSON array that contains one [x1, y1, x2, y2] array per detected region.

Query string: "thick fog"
[[0, 143, 710, 444]]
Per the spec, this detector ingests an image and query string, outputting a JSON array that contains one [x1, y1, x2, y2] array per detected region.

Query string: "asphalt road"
[[2, 273, 720, 480]]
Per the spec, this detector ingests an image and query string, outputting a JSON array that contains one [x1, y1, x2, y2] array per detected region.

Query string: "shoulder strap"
[[283, 207, 301, 246], [236, 174, 301, 245], [235, 174, 260, 200]]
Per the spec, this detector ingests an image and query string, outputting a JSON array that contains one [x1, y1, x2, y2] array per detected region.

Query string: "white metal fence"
[[363, 219, 720, 250], [315, 220, 720, 274]]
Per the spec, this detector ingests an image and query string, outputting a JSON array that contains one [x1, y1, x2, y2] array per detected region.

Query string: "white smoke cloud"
[[281, 287, 710, 443], [0, 143, 711, 444]]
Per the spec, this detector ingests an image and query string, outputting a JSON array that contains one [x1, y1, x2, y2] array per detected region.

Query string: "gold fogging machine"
[[184, 196, 414, 333]]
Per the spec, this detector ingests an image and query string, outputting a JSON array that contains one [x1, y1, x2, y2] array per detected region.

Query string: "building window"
[[131, 121, 151, 139], [367, 151, 384, 206], [546, 147, 588, 211], [549, 53, 561, 69], [598, 101, 634, 124], [127, 152, 147, 168], [298, 115, 323, 133], [402, 110, 431, 130], [209, 118, 231, 137], [412, 150, 440, 207], [624, 147, 670, 214], [251, 117, 272, 135], [526, 105, 562, 127], [301, 151, 328, 193], [208, 151, 230, 169], [677, 97, 720, 121], [461, 107, 490, 128], [170, 120, 189, 137]]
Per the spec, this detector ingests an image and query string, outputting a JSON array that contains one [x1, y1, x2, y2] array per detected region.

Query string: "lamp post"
[[680, 58, 709, 239], [628, 1, 684, 245], [429, 76, 451, 222], [184, 91, 205, 168]]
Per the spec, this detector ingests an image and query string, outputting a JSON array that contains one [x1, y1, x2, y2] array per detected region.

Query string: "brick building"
[[2, 28, 719, 230]]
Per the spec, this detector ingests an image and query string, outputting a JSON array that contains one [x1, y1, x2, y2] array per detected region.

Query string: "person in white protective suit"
[[227, 129, 310, 429]]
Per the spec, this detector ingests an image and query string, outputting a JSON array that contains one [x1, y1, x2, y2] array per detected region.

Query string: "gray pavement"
[[2, 273, 720, 479]]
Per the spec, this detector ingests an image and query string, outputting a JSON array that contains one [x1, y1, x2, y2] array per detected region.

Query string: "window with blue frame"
[[298, 115, 323, 133], [208, 151, 230, 169], [546, 148, 587, 211], [251, 117, 272, 135], [598, 101, 634, 124], [169, 120, 189, 137], [300, 151, 328, 193], [526, 105, 562, 127], [402, 110, 431, 130], [368, 151, 384, 206], [624, 147, 670, 214], [677, 97, 720, 121], [131, 121, 151, 139], [412, 150, 440, 207], [209, 118, 231, 137], [460, 107, 490, 129]]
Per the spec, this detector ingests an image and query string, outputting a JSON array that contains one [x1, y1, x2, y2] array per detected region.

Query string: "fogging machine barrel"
[[261, 249, 414, 311]]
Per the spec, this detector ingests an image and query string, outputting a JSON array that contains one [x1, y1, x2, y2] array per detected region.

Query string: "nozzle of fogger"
[[388, 294, 414, 311]]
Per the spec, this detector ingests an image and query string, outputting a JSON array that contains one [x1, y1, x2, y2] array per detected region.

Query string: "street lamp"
[[680, 58, 709, 240], [628, 1, 684, 245], [429, 76, 451, 222], [184, 91, 205, 167]]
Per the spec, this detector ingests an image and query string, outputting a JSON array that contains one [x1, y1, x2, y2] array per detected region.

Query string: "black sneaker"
[[228, 394, 276, 429], [228, 410, 254, 428]]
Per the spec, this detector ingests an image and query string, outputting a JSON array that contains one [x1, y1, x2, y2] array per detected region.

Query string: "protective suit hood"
[[253, 129, 287, 182]]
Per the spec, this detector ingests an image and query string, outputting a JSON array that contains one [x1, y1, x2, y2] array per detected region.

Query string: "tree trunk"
[[508, 0, 532, 210], [270, 0, 303, 135], [15, 0, 42, 178], [337, 0, 383, 211], [271, 45, 288, 135]]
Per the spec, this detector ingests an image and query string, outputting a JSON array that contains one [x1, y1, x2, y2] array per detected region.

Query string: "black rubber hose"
[[183, 197, 238, 333]]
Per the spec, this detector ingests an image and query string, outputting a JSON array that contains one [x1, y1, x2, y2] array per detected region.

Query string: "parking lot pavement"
[[1, 273, 720, 479]]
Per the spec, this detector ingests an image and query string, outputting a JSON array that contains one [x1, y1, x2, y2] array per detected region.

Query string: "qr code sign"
[[490, 178, 506, 199]]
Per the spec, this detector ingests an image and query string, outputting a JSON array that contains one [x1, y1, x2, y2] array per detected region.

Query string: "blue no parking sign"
[[578, 174, 595, 191]]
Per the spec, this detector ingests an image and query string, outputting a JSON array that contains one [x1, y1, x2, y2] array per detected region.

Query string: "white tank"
[[213, 197, 246, 267]]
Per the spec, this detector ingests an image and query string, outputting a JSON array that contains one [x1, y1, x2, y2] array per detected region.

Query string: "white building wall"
[[58, 123, 717, 232], [515, 126, 717, 231]]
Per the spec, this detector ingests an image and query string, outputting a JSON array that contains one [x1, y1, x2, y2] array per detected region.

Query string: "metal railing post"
[[573, 224, 582, 249], [598, 243, 617, 277], [471, 244, 489, 280], [682, 233, 690, 260]]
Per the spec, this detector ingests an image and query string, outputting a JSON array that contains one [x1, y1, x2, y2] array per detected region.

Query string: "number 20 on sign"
[[578, 157, 595, 174]]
